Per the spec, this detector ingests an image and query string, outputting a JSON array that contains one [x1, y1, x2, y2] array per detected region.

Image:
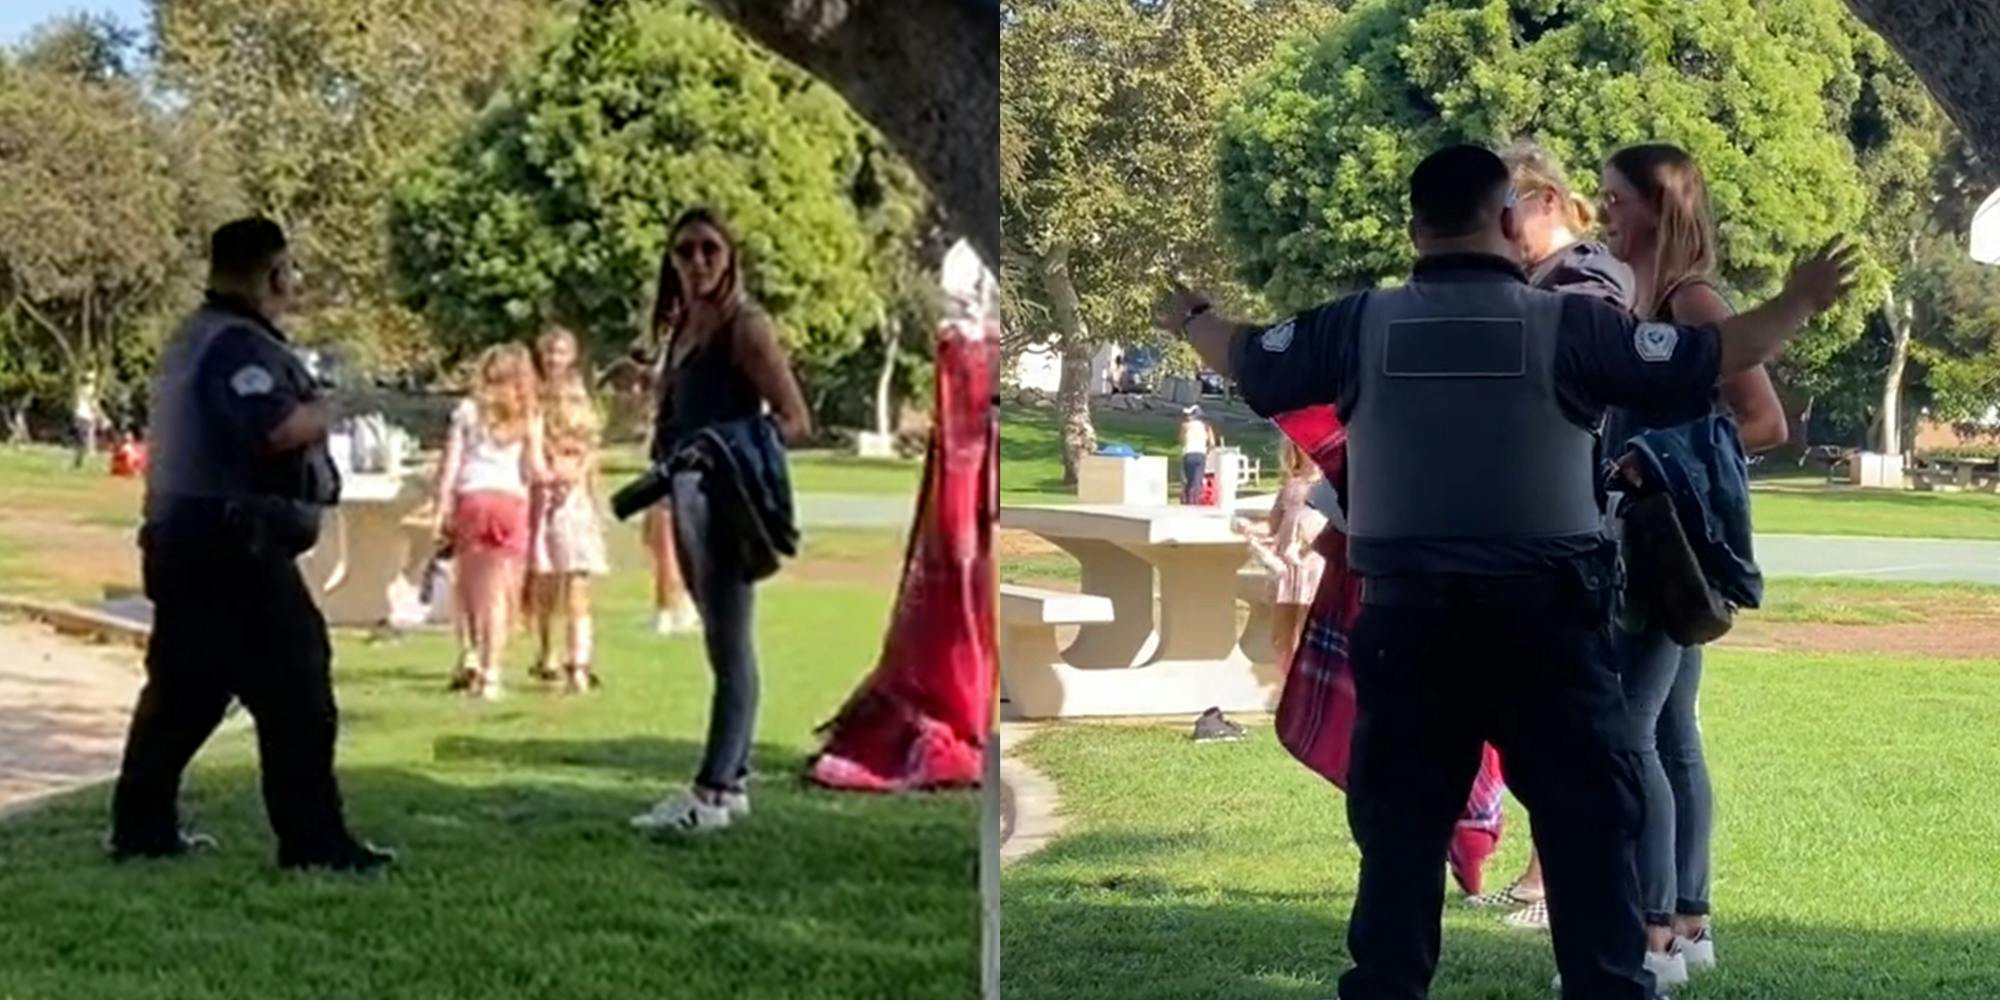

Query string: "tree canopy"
[[0, 16, 234, 424], [386, 1, 922, 386], [152, 0, 548, 371], [1215, 0, 1902, 372]]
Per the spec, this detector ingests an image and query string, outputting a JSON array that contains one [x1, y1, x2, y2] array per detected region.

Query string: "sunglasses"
[[673, 239, 726, 263]]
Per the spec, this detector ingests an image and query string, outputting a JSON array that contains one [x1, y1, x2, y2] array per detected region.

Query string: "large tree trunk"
[[1039, 245, 1096, 485], [1847, 3, 2000, 170], [703, 1, 998, 269], [1879, 287, 1914, 455]]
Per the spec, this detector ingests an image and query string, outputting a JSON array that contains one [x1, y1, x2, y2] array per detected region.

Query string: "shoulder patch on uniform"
[[1260, 317, 1297, 353], [230, 364, 275, 396], [1633, 322, 1679, 363]]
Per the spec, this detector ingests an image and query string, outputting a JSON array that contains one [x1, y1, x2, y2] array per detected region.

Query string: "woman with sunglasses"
[[628, 208, 811, 835]]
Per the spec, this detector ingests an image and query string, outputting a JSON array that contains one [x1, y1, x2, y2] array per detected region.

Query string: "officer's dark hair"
[[1409, 145, 1512, 238], [209, 217, 288, 283]]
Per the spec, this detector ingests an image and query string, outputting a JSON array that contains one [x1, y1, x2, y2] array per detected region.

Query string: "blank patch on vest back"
[[1382, 318, 1526, 378]]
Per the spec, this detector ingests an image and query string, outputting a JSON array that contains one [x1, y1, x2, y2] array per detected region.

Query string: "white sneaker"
[[670, 602, 702, 635], [628, 790, 742, 835], [1552, 950, 1688, 993], [654, 610, 676, 636], [1676, 928, 1715, 970]]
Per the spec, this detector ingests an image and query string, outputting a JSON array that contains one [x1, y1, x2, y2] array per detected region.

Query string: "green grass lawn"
[[1000, 402, 2000, 539], [0, 512, 976, 998], [1002, 401, 1280, 504], [1750, 479, 2000, 540], [603, 443, 921, 496], [1002, 647, 2000, 999]]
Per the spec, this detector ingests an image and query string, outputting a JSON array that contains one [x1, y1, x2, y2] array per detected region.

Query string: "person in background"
[[629, 207, 811, 836], [1179, 405, 1217, 504], [73, 370, 102, 469], [434, 344, 544, 700], [527, 327, 611, 693], [1593, 142, 1788, 980], [626, 312, 702, 637], [1234, 437, 1326, 674], [1462, 141, 1645, 924]]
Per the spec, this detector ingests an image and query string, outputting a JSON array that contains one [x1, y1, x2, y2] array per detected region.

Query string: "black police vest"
[[1344, 281, 1602, 574], [143, 305, 336, 532]]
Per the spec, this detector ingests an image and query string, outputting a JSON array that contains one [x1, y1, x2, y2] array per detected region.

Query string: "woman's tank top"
[[652, 311, 763, 458]]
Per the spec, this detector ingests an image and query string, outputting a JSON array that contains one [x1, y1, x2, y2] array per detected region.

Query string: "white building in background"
[[1010, 340, 1119, 396]]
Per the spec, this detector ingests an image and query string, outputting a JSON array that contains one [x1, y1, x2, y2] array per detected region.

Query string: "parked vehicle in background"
[[1119, 347, 1160, 394], [1197, 370, 1226, 397]]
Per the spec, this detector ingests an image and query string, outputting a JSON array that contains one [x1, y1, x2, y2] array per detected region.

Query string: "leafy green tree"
[[151, 0, 547, 372], [1002, 0, 1341, 483], [1215, 0, 1896, 376], [0, 18, 215, 425], [387, 1, 920, 413]]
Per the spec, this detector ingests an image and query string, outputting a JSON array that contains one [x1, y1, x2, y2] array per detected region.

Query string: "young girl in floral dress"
[[528, 327, 611, 693]]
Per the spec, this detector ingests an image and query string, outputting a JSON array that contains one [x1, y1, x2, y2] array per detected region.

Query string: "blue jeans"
[[670, 470, 759, 793], [1180, 452, 1206, 504], [1618, 628, 1713, 925]]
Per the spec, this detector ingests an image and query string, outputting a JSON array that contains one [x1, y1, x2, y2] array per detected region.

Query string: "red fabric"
[[1269, 405, 1510, 894], [808, 316, 998, 792], [110, 440, 147, 478], [453, 491, 530, 557]]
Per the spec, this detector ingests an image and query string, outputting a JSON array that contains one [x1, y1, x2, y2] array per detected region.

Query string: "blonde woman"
[[435, 344, 544, 700], [528, 328, 610, 692], [1233, 439, 1325, 673]]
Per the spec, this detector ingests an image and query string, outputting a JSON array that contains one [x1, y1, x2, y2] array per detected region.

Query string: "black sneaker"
[[279, 840, 397, 875], [1191, 707, 1246, 743], [107, 829, 219, 862]]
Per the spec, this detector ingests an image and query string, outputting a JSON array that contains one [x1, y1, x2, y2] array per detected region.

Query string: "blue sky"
[[0, 0, 149, 49]]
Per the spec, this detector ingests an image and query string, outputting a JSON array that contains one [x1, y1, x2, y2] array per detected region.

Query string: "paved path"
[[1757, 535, 2000, 586], [796, 492, 915, 530], [0, 622, 139, 817]]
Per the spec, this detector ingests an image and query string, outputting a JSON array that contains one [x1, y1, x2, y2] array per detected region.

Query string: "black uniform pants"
[[110, 540, 354, 859], [1337, 566, 1651, 1000]]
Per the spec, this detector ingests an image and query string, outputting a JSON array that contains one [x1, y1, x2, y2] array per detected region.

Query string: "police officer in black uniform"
[[1160, 146, 1857, 999], [108, 218, 393, 874]]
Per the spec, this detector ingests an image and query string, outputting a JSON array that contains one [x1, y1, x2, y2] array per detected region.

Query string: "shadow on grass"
[[432, 733, 815, 784], [0, 756, 978, 1000], [1004, 853, 2000, 1000]]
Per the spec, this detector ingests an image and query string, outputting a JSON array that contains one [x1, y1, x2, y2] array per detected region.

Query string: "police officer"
[[1159, 145, 1856, 999], [108, 217, 393, 874]]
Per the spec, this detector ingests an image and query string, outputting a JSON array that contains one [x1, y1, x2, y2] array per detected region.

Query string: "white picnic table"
[[1000, 500, 1280, 717], [297, 470, 431, 626]]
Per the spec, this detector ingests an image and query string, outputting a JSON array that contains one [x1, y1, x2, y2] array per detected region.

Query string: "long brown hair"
[[648, 207, 744, 357], [1607, 144, 1718, 318], [534, 326, 599, 460], [473, 343, 538, 445]]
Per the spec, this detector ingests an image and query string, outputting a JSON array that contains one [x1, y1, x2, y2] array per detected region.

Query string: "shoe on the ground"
[[1552, 949, 1688, 993], [447, 666, 477, 692], [530, 659, 563, 683], [563, 664, 599, 694], [1191, 707, 1246, 743], [1676, 927, 1715, 969], [629, 789, 746, 834], [474, 671, 503, 701], [1504, 898, 1550, 931], [654, 610, 676, 636], [107, 829, 219, 862], [279, 840, 396, 875], [671, 602, 702, 635], [1466, 878, 1543, 910]]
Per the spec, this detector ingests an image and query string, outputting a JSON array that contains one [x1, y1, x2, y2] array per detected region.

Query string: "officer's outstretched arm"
[[1715, 240, 1861, 375]]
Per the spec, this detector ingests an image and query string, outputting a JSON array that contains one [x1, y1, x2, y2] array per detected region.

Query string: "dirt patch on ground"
[[999, 529, 1061, 559], [1718, 619, 2000, 659], [0, 511, 137, 601]]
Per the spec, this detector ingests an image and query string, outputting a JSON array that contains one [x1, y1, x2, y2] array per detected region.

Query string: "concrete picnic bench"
[[296, 470, 430, 627], [998, 500, 1283, 719]]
